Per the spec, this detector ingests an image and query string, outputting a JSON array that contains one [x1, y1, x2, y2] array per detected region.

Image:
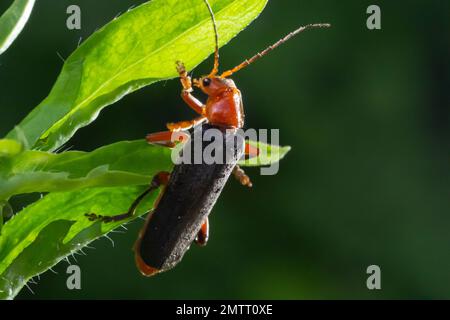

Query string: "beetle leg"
[[233, 165, 253, 188], [195, 218, 209, 246], [181, 91, 205, 115], [159, 61, 205, 131], [245, 142, 260, 159], [146, 130, 190, 148], [176, 61, 193, 92], [177, 61, 205, 115], [85, 172, 170, 223], [166, 116, 207, 132]]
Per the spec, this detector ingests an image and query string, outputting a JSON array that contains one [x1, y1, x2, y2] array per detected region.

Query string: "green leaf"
[[0, 140, 173, 201], [6, 0, 268, 151], [0, 201, 13, 233], [0, 138, 289, 299], [0, 0, 35, 55], [238, 140, 291, 167], [0, 139, 23, 157], [0, 186, 156, 300], [0, 138, 288, 202]]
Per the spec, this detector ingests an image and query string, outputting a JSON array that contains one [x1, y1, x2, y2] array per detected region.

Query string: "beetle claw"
[[85, 213, 113, 223], [176, 61, 186, 74]]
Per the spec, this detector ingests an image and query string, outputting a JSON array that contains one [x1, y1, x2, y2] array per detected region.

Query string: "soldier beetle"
[[86, 0, 330, 276]]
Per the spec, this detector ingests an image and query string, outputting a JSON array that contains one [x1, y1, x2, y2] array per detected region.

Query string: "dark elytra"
[[138, 123, 245, 272]]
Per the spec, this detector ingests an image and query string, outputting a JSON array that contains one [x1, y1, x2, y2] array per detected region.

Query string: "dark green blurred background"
[[1, 0, 449, 299]]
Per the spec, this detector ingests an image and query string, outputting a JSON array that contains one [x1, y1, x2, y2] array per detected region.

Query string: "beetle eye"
[[202, 78, 211, 87]]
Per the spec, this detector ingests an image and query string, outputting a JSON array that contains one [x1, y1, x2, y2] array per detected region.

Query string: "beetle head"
[[193, 76, 235, 96]]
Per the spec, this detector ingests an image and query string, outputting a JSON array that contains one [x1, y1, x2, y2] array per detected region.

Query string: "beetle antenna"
[[203, 0, 220, 76], [221, 23, 331, 78]]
